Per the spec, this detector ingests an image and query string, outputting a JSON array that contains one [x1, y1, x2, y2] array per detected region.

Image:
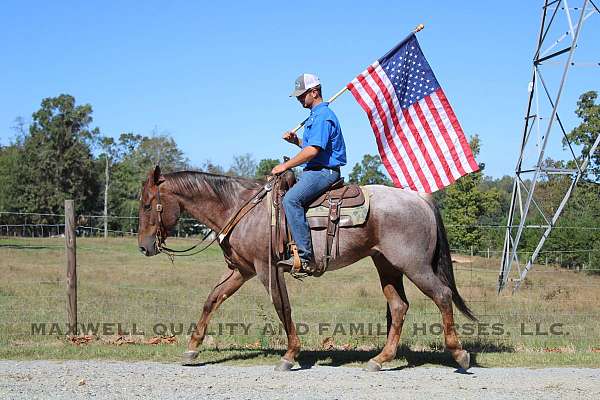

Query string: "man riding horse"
[[271, 73, 347, 274]]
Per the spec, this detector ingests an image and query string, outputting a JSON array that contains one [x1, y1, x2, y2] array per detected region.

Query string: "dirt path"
[[1, 360, 599, 399]]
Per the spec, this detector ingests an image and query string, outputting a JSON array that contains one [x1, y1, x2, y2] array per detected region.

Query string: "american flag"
[[347, 34, 478, 193]]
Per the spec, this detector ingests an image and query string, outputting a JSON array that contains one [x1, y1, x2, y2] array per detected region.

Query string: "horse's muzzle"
[[140, 246, 158, 257]]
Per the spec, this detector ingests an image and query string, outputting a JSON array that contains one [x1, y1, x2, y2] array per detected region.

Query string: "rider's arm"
[[281, 146, 319, 170]]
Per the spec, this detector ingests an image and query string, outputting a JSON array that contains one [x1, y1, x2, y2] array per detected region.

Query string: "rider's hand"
[[271, 163, 288, 175], [282, 131, 298, 145]]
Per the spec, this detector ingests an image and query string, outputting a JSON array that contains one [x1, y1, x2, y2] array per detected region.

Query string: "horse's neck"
[[167, 179, 249, 232]]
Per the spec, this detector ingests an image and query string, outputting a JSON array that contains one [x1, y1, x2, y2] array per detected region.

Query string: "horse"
[[137, 165, 475, 371]]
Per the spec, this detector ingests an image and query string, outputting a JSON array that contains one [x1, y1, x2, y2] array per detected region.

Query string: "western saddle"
[[271, 169, 365, 277]]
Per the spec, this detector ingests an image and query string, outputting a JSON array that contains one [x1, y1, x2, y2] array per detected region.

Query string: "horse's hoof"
[[365, 359, 382, 372], [455, 350, 470, 370], [274, 358, 294, 371], [181, 350, 200, 365]]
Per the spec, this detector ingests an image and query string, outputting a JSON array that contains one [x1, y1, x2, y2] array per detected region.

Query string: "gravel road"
[[1, 360, 599, 399]]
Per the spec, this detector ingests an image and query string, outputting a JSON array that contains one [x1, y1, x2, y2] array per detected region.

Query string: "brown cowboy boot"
[[276, 256, 316, 275]]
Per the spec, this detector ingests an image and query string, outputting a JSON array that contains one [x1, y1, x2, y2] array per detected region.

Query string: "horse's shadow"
[[186, 341, 513, 371]]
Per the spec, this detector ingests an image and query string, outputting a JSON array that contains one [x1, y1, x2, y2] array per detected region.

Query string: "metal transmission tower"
[[498, 0, 600, 292]]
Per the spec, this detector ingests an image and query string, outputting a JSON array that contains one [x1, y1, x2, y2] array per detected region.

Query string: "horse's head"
[[138, 165, 180, 256]]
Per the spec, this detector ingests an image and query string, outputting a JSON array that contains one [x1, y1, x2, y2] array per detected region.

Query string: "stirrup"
[[290, 259, 317, 280]]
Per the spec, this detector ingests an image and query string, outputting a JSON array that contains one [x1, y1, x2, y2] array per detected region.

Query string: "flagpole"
[[290, 23, 425, 134]]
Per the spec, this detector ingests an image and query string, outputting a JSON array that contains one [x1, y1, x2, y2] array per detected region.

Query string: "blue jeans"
[[282, 168, 341, 261]]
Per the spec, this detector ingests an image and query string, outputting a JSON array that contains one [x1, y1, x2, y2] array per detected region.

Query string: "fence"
[[0, 211, 205, 238], [1, 205, 599, 354]]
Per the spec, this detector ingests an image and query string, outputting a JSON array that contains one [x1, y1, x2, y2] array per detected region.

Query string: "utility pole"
[[104, 155, 110, 239], [498, 0, 599, 292]]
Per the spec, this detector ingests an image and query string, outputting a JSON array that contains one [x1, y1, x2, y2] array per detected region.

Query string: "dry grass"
[[1, 236, 599, 367]]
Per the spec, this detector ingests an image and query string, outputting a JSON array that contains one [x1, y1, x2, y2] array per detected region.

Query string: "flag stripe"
[[414, 99, 454, 189], [401, 108, 443, 191], [429, 91, 473, 175], [423, 94, 466, 178], [435, 89, 479, 172], [421, 96, 463, 180]]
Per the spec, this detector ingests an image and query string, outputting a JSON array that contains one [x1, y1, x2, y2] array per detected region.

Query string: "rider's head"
[[290, 73, 323, 109]]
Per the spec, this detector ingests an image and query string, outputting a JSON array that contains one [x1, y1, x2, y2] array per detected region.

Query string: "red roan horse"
[[138, 166, 475, 371]]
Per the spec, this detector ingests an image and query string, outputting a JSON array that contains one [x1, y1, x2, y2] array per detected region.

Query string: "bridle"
[[151, 174, 280, 261]]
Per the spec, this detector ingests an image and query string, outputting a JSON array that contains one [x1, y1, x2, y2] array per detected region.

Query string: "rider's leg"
[[281, 168, 340, 263]]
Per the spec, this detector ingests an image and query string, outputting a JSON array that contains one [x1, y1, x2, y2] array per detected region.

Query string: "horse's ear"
[[153, 165, 165, 186]]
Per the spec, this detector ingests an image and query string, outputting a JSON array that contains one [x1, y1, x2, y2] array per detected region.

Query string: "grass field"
[[1, 236, 599, 368]]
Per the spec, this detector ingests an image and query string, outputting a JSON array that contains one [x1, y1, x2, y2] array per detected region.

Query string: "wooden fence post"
[[65, 200, 78, 335]]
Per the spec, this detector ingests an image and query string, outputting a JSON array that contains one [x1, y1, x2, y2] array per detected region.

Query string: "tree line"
[[1, 92, 598, 271]]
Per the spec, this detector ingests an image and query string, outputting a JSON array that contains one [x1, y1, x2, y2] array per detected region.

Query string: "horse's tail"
[[427, 198, 477, 321]]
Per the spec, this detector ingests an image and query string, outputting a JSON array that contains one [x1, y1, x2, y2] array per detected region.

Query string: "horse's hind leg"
[[183, 268, 252, 364], [403, 267, 470, 370], [367, 254, 409, 372]]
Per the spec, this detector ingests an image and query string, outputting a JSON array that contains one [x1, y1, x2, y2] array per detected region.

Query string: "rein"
[[153, 174, 279, 261]]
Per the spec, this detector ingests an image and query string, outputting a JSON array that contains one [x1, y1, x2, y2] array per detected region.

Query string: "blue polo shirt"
[[302, 102, 347, 169]]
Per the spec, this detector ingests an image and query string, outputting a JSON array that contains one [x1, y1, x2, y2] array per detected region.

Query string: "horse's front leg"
[[182, 267, 252, 364], [258, 264, 301, 371]]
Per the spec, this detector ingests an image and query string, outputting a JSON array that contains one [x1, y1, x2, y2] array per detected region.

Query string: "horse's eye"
[[144, 204, 152, 212]]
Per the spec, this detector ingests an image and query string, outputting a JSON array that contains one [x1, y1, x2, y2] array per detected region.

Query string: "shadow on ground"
[[187, 341, 515, 370]]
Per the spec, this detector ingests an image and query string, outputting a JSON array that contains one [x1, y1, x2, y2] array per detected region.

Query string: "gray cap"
[[290, 73, 321, 97]]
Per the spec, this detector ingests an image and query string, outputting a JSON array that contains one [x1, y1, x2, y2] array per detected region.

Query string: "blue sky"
[[1, 1, 598, 178]]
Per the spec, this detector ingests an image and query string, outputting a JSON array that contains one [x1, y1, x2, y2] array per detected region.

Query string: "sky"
[[1, 1, 598, 179]]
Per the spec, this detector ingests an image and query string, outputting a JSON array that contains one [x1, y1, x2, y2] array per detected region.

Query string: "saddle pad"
[[307, 186, 370, 228], [269, 186, 370, 228]]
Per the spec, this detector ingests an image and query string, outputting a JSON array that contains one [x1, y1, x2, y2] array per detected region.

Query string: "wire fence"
[[0, 211, 204, 238], [1, 210, 599, 354]]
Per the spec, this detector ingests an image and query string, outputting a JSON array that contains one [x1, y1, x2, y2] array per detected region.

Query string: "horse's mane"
[[165, 171, 263, 207]]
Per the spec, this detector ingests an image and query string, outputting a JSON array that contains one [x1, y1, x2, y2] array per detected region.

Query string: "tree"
[[348, 154, 392, 185], [15, 94, 101, 216], [229, 153, 257, 178], [0, 143, 22, 212], [108, 133, 189, 222], [563, 91, 600, 182], [98, 136, 118, 238], [0, 118, 26, 212], [200, 160, 225, 175], [437, 136, 502, 252], [255, 158, 279, 179]]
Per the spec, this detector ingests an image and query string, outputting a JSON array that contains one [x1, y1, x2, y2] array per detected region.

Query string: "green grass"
[[1, 236, 599, 367]]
